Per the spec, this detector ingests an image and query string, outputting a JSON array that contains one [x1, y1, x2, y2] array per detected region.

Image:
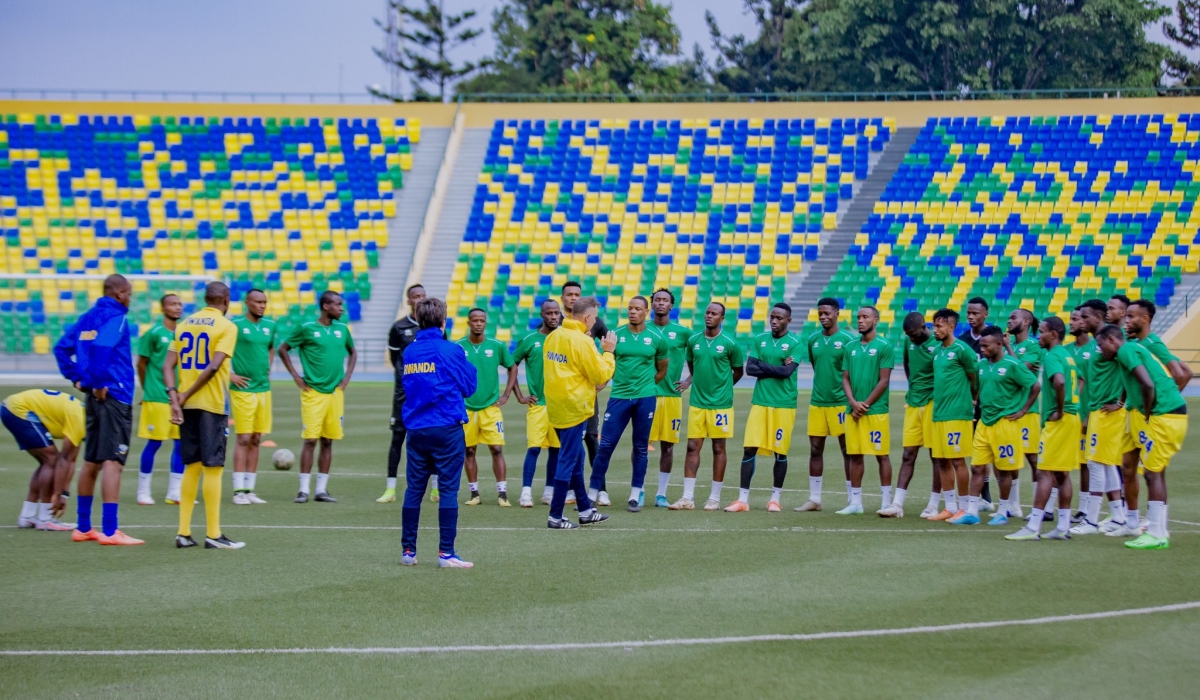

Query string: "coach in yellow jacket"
[[543, 296, 617, 529]]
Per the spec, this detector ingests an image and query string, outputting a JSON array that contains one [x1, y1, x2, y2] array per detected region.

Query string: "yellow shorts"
[[846, 413, 890, 456], [807, 405, 846, 437], [231, 390, 272, 435], [931, 420, 973, 460], [902, 403, 933, 448], [526, 404, 558, 449], [465, 405, 505, 447], [743, 405, 796, 455], [300, 388, 344, 440], [1137, 412, 1188, 473], [137, 401, 180, 441], [971, 420, 1021, 470], [1038, 413, 1082, 472], [649, 396, 683, 444], [1016, 412, 1040, 455], [687, 407, 735, 440], [1087, 408, 1130, 465]]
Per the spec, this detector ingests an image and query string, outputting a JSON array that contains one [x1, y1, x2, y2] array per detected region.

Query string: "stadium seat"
[[0, 112, 420, 350], [448, 117, 894, 346], [813, 113, 1200, 340]]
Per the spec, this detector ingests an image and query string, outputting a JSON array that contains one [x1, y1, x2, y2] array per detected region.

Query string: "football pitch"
[[2, 382, 1199, 699]]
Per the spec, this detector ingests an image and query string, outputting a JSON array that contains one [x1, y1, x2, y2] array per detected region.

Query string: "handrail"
[[4, 86, 1200, 104], [454, 87, 1200, 103]]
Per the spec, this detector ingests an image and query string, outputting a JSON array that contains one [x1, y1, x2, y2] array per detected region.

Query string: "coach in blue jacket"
[[52, 274, 141, 544], [399, 297, 478, 569]]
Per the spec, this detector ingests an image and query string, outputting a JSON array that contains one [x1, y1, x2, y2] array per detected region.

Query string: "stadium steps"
[[1155, 271, 1200, 333], [423, 128, 492, 302], [787, 126, 922, 331], [355, 127, 450, 347]]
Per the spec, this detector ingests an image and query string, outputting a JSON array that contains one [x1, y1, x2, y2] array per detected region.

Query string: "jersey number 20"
[[179, 331, 211, 370]]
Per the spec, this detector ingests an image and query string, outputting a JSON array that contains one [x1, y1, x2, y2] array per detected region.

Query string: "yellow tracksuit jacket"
[[543, 318, 615, 428]]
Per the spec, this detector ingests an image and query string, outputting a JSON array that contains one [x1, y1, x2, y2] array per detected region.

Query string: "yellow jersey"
[[543, 318, 615, 428], [3, 389, 86, 444], [173, 306, 238, 414]]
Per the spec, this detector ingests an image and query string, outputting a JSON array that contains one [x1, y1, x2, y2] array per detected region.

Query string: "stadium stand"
[[0, 112, 420, 353], [445, 117, 894, 345], [819, 113, 1200, 339]]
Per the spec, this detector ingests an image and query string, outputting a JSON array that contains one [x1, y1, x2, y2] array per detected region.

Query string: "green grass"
[[2, 383, 1199, 699]]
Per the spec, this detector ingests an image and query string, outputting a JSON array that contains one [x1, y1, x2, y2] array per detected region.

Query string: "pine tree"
[[1165, 0, 1200, 86], [372, 0, 489, 102]]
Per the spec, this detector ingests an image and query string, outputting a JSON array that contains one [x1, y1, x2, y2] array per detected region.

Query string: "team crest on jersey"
[[1018, 347, 1026, 354], [834, 341, 843, 349], [716, 345, 725, 353], [868, 348, 877, 356], [668, 332, 677, 339], [642, 337, 652, 345], [485, 349, 494, 357], [947, 352, 956, 359], [998, 367, 1008, 375], [334, 330, 343, 338], [782, 344, 790, 350], [1083, 351, 1092, 359]]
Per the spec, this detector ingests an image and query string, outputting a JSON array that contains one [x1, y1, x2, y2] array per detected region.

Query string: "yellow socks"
[[178, 464, 224, 540], [178, 463, 203, 537], [202, 466, 224, 539]]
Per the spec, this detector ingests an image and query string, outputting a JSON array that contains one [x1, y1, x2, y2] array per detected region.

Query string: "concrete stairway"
[[422, 128, 491, 301], [355, 127, 450, 351], [787, 126, 922, 332], [1154, 272, 1200, 334]]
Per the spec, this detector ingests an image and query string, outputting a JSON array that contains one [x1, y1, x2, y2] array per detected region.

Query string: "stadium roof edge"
[[6, 96, 1200, 128]]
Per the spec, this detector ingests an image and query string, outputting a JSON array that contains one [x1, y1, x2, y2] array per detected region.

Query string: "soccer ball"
[[272, 448, 295, 471]]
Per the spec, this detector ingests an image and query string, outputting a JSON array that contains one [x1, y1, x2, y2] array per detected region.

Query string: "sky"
[[0, 1, 1187, 100], [0, 0, 756, 100]]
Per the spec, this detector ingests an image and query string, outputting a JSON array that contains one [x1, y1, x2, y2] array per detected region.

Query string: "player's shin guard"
[[773, 454, 788, 489], [140, 440, 161, 475], [101, 502, 119, 537], [387, 431, 404, 480], [740, 449, 756, 490], [522, 447, 541, 488], [77, 494, 93, 533], [178, 463, 203, 537], [202, 466, 223, 539], [438, 506, 458, 555]]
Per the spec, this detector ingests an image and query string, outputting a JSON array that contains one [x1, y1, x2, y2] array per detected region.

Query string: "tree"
[[372, 0, 489, 102], [457, 0, 701, 97], [705, 0, 823, 94], [1165, 0, 1200, 86], [793, 0, 1168, 96]]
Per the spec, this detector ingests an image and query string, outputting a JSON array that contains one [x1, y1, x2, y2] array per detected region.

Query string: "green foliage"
[[372, 0, 489, 101], [702, 0, 1171, 96], [1165, 0, 1200, 86], [705, 1, 829, 94], [457, 0, 701, 97]]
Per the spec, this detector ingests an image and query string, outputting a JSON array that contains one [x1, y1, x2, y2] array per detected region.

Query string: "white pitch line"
[[4, 600, 1198, 657], [1169, 518, 1200, 527], [4, 523, 1198, 535]]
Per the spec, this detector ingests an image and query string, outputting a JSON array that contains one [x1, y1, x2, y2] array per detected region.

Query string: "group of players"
[[3, 272, 1192, 552], [383, 281, 1190, 550], [4, 274, 356, 548]]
